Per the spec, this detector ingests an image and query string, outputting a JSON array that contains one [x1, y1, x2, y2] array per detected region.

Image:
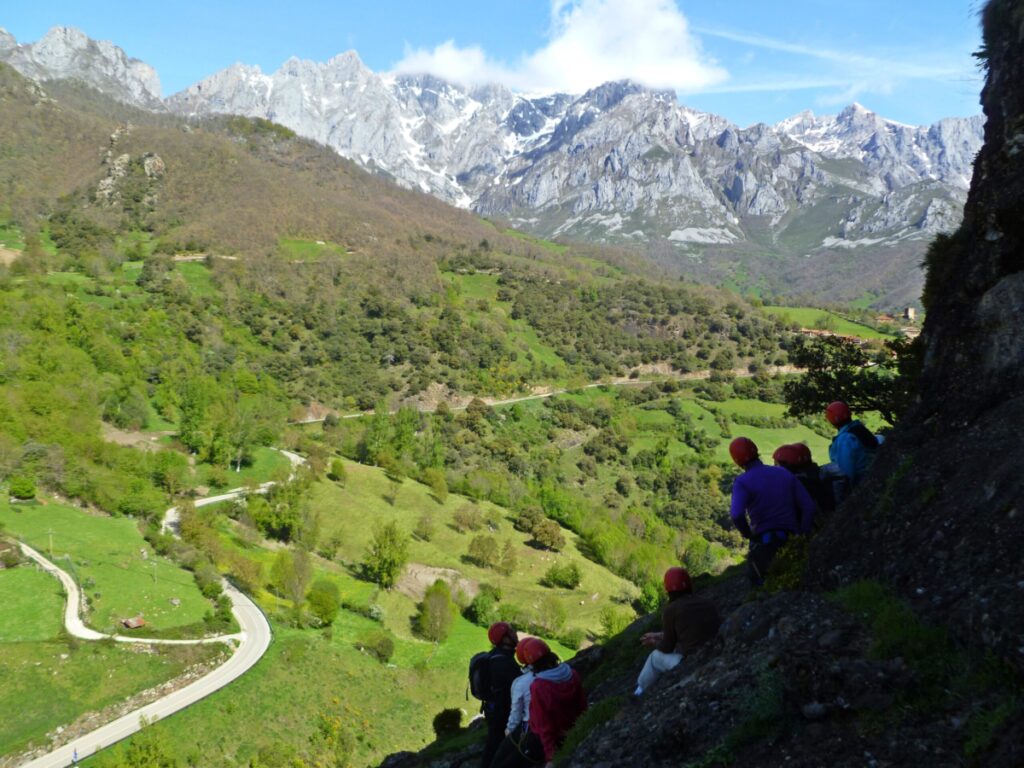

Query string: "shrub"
[[531, 519, 566, 551], [415, 579, 456, 642], [514, 505, 544, 533], [560, 627, 587, 650], [599, 605, 633, 639], [467, 534, 500, 568], [432, 708, 463, 739], [362, 521, 409, 589], [453, 504, 483, 532], [307, 579, 341, 626], [327, 458, 347, 485], [465, 591, 499, 626], [541, 561, 582, 589], [414, 513, 435, 542], [8, 475, 36, 500], [355, 631, 395, 663]]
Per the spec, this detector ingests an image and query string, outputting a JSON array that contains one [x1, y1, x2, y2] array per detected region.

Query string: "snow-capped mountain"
[[2, 27, 986, 306], [0, 26, 162, 109]]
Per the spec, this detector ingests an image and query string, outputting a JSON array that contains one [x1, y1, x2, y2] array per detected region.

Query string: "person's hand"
[[640, 632, 661, 648]]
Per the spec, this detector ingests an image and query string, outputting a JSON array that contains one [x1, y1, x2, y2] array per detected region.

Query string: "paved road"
[[12, 449, 306, 767]]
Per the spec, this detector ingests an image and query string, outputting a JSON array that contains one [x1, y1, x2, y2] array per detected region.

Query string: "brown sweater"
[[657, 593, 722, 655]]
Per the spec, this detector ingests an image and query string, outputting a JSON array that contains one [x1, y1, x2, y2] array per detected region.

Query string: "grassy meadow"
[[763, 305, 893, 339]]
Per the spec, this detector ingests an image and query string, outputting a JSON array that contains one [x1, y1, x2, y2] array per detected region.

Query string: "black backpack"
[[847, 422, 879, 451], [468, 651, 492, 701]]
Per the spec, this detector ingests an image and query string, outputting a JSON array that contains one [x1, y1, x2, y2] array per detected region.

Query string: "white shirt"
[[506, 669, 535, 733]]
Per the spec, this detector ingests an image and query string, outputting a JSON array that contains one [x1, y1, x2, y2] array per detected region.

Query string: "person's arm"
[[793, 477, 817, 534], [730, 477, 752, 538], [505, 676, 527, 734]]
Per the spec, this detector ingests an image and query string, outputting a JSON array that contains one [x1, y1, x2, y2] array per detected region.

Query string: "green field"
[[764, 305, 893, 340], [1, 640, 223, 759], [0, 500, 218, 636], [193, 446, 293, 490], [0, 566, 64, 642], [279, 237, 349, 261]]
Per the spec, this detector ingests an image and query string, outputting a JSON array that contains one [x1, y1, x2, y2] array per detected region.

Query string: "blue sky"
[[2, 1, 985, 126]]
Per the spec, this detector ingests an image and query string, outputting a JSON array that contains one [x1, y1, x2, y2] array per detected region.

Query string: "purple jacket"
[[730, 459, 816, 538]]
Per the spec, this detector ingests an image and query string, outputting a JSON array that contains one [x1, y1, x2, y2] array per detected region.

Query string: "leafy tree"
[[423, 467, 448, 503], [532, 519, 566, 552], [541, 561, 582, 589], [153, 451, 190, 497], [363, 521, 409, 589], [498, 539, 518, 576], [514, 505, 544, 533], [327, 458, 347, 485], [415, 579, 456, 641], [783, 335, 921, 425], [307, 579, 341, 626], [467, 534, 500, 568], [271, 547, 312, 612], [8, 475, 36, 500]]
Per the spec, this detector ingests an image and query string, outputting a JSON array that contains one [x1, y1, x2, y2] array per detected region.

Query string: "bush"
[[453, 504, 483, 532], [432, 708, 463, 739], [327, 458, 347, 485], [414, 513, 435, 542], [541, 561, 582, 589], [532, 519, 566, 551], [307, 579, 341, 626], [355, 631, 395, 663], [362, 521, 409, 589], [599, 605, 633, 639], [514, 505, 544, 533], [560, 627, 587, 650], [8, 475, 36, 500], [465, 591, 499, 627], [415, 579, 457, 642], [467, 534, 500, 568]]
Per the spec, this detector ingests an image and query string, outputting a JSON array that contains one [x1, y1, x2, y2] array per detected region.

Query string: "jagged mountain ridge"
[[2, 26, 985, 307]]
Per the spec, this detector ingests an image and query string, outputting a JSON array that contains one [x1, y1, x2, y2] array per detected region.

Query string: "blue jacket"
[[730, 459, 816, 537], [828, 420, 877, 486]]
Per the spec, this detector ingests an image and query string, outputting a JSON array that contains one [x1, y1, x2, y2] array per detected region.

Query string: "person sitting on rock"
[[634, 566, 722, 697], [772, 442, 831, 515], [729, 437, 817, 585], [822, 401, 880, 494], [491, 637, 545, 768], [527, 640, 587, 768]]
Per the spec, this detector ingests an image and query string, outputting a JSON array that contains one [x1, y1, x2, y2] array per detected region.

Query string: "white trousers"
[[636, 649, 683, 692]]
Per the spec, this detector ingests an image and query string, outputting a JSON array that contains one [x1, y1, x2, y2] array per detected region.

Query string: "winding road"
[[13, 449, 304, 768]]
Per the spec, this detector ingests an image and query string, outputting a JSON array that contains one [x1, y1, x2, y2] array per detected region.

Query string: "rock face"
[[0, 26, 162, 109], [808, 0, 1024, 674]]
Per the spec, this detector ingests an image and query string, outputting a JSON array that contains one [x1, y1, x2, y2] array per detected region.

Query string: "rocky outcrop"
[[0, 26, 162, 109]]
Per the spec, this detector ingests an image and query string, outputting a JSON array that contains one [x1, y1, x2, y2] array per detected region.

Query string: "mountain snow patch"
[[668, 227, 737, 244]]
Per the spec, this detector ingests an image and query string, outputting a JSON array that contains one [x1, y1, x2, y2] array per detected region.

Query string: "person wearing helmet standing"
[[823, 401, 880, 494], [729, 437, 817, 585], [479, 622, 522, 768], [772, 443, 831, 515], [527, 639, 587, 768], [492, 638, 546, 768], [633, 567, 722, 697]]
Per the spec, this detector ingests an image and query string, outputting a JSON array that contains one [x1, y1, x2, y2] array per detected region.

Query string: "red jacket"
[[528, 665, 587, 761]]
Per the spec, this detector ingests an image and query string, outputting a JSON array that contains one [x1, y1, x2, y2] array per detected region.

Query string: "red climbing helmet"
[[515, 637, 536, 665], [520, 638, 550, 665], [792, 443, 813, 466], [488, 621, 514, 646], [825, 401, 852, 427], [772, 444, 803, 467], [663, 566, 692, 594], [729, 437, 759, 467]]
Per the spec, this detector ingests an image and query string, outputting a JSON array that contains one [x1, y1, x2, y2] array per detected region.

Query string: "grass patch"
[[0, 640, 222, 758], [193, 446, 292, 489], [0, 566, 65, 642], [176, 262, 216, 296], [763, 305, 892, 340], [556, 695, 625, 761]]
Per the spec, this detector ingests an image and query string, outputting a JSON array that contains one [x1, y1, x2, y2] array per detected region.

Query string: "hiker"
[[491, 637, 545, 768], [772, 443, 831, 514], [729, 437, 817, 585], [823, 401, 880, 493], [634, 566, 722, 697], [527, 640, 587, 768], [474, 622, 523, 768]]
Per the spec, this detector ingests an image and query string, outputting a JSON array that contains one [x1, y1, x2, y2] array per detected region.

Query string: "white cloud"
[[391, 0, 727, 94]]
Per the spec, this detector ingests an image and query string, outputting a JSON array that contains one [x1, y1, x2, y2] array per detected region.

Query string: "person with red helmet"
[[729, 437, 817, 585], [526, 639, 587, 768], [824, 401, 880, 492], [773, 443, 831, 515], [491, 638, 546, 768], [475, 622, 522, 767], [633, 566, 721, 697]]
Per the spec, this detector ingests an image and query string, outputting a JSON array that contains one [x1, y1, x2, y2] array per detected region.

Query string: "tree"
[[8, 475, 36, 500], [153, 450, 189, 497], [271, 548, 311, 612], [363, 521, 409, 589], [498, 540, 517, 576], [514, 505, 544, 533], [415, 579, 456, 641], [414, 513, 435, 542], [327, 458, 347, 485], [541, 561, 582, 589], [423, 467, 448, 504], [532, 519, 566, 551], [307, 579, 341, 626], [453, 504, 483, 532], [783, 335, 921, 425], [467, 534, 500, 568]]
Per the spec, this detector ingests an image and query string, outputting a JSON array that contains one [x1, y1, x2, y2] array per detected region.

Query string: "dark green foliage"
[[432, 708, 463, 739], [327, 458, 347, 485], [467, 534, 500, 568], [532, 519, 566, 551], [783, 335, 921, 424], [541, 560, 582, 589]]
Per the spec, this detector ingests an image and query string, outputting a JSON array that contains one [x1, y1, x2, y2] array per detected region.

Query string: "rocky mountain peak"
[[0, 27, 18, 52]]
